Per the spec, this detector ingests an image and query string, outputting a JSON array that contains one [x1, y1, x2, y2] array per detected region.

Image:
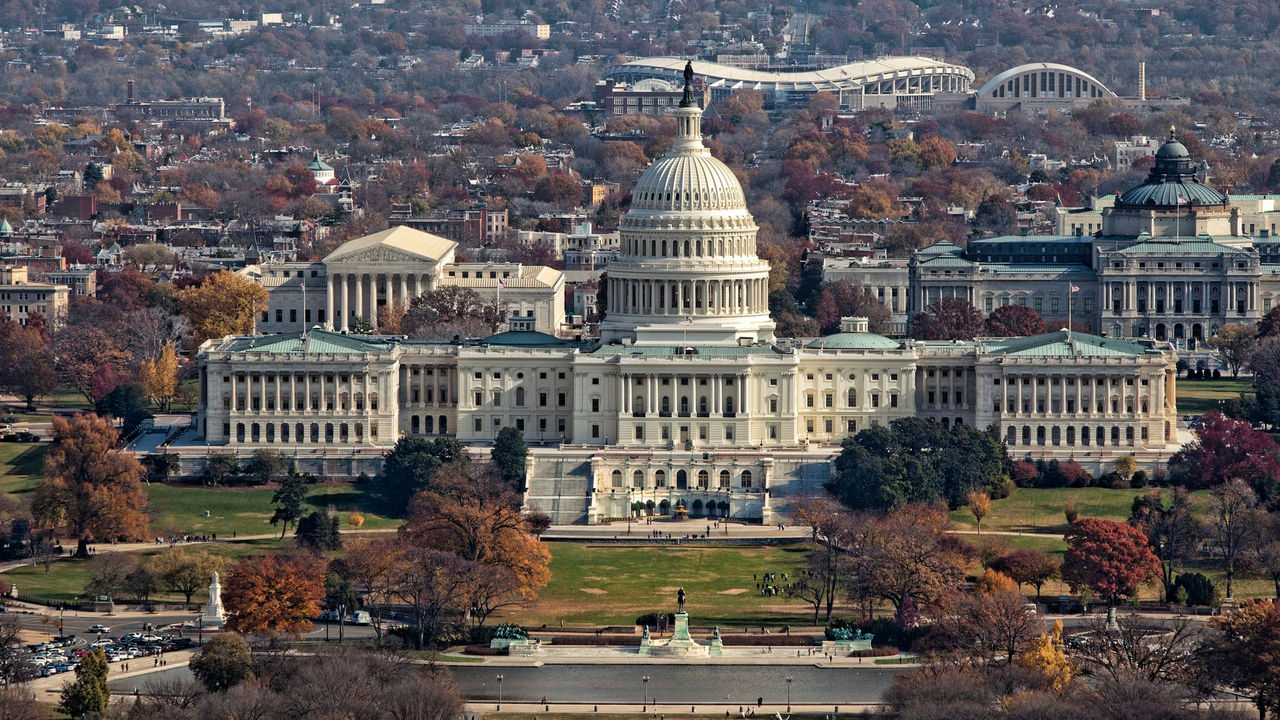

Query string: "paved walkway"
[[462, 701, 878, 714]]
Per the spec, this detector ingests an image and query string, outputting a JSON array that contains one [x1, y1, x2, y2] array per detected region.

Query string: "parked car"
[[87, 625, 111, 634]]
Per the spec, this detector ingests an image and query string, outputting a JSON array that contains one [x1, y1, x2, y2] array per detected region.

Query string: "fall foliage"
[[1062, 518, 1161, 603], [33, 414, 148, 557], [177, 270, 270, 342], [138, 341, 180, 411], [223, 553, 326, 638]]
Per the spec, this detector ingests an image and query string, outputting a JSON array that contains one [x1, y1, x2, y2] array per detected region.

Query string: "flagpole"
[[1067, 280, 1071, 335]]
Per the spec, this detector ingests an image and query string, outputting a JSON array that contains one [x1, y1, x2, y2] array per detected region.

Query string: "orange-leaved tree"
[[222, 553, 325, 638], [177, 270, 269, 342], [403, 461, 551, 625], [33, 414, 148, 557]]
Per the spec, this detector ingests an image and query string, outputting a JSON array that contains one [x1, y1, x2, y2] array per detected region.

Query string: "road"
[[113, 663, 905, 706]]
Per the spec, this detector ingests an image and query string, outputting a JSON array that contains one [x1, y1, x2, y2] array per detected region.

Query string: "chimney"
[[127, 79, 135, 104], [1137, 62, 1146, 102]]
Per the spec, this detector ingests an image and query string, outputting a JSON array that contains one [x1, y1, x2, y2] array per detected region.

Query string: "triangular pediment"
[[323, 226, 457, 265]]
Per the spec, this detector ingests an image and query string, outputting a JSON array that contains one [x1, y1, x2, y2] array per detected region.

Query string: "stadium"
[[602, 56, 975, 110]]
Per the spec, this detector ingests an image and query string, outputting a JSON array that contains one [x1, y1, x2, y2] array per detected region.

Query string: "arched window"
[[661, 396, 671, 414], [251, 423, 260, 442], [515, 388, 525, 407], [1036, 426, 1046, 445], [655, 470, 667, 488], [697, 470, 709, 489], [340, 423, 349, 443], [411, 415, 420, 434], [439, 416, 448, 434], [1111, 426, 1121, 443], [680, 396, 690, 415], [425, 416, 434, 433], [236, 423, 246, 443], [1022, 426, 1030, 445], [611, 470, 623, 488], [281, 424, 290, 442], [847, 388, 857, 407], [325, 423, 335, 442], [1066, 426, 1075, 445], [492, 390, 503, 407], [369, 393, 378, 411], [719, 470, 731, 488], [699, 397, 709, 415], [633, 470, 645, 488], [676, 470, 688, 489], [740, 470, 753, 488], [1006, 426, 1016, 444]]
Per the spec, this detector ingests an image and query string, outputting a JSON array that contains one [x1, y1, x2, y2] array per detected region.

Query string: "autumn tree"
[[0, 322, 56, 410], [403, 462, 551, 624], [811, 281, 892, 335], [910, 297, 985, 341], [984, 305, 1048, 337], [1206, 322, 1256, 377], [33, 415, 148, 557], [1199, 599, 1280, 720], [189, 632, 253, 692], [152, 549, 225, 610], [974, 194, 1017, 236], [177, 270, 270, 342], [138, 341, 180, 410], [51, 325, 130, 403], [223, 553, 326, 638], [967, 491, 991, 534], [60, 648, 109, 718], [1062, 518, 1161, 604], [401, 286, 501, 340], [990, 550, 1060, 599], [844, 504, 968, 614], [1170, 411, 1280, 501], [389, 544, 479, 649], [930, 584, 1042, 664]]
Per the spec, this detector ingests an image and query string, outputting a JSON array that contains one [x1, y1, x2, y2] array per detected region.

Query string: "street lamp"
[[643, 674, 650, 710], [786, 676, 793, 712], [496, 674, 504, 711]]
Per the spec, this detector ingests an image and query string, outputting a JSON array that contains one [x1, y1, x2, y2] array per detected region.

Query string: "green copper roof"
[[917, 241, 964, 256], [597, 344, 785, 357], [983, 330, 1157, 358], [0, 218, 12, 234], [1116, 238, 1245, 255], [919, 255, 974, 267], [807, 332, 902, 350], [481, 330, 577, 347], [222, 329, 397, 354], [1116, 136, 1226, 208]]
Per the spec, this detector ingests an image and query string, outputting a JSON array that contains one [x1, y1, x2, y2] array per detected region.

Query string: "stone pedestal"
[[201, 571, 225, 629], [648, 611, 709, 657]]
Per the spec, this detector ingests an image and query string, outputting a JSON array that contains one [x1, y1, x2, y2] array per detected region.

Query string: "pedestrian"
[[757, 697, 763, 707]]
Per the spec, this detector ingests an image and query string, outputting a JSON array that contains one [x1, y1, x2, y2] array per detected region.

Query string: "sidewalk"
[[462, 701, 878, 714], [29, 649, 196, 699]]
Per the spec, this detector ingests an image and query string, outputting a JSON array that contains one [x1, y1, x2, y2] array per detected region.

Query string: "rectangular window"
[[473, 418, 482, 432], [890, 395, 898, 408], [635, 426, 644, 440], [768, 424, 778, 439], [725, 425, 734, 441], [558, 393, 566, 406], [591, 398, 600, 412], [591, 424, 600, 438]]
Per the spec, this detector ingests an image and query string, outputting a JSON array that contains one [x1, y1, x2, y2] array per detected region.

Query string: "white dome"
[[629, 150, 747, 214], [601, 75, 775, 348]]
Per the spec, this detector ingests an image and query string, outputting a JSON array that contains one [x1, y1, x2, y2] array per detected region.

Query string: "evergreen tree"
[[60, 648, 109, 718], [491, 427, 528, 491], [270, 473, 309, 539], [296, 509, 342, 551]]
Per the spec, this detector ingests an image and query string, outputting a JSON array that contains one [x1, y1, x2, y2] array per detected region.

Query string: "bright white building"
[[197, 68, 1179, 523]]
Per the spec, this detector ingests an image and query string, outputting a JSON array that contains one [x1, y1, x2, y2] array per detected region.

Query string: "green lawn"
[[0, 442, 45, 495], [0, 538, 282, 605], [510, 542, 814, 627], [949, 487, 1158, 534], [145, 482, 401, 538], [1175, 377, 1251, 415]]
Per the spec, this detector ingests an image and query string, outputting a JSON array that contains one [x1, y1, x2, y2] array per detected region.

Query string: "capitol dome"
[[599, 62, 775, 347]]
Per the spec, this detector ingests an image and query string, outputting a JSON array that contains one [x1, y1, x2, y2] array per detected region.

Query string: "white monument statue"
[[201, 571, 225, 628]]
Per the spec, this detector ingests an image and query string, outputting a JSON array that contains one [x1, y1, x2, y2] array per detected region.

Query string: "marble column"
[[326, 274, 335, 330]]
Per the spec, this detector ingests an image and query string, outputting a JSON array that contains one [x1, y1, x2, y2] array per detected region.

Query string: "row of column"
[[327, 271, 434, 332], [611, 276, 767, 316], [229, 371, 376, 415], [995, 374, 1157, 417], [619, 373, 750, 416], [622, 234, 753, 259], [1105, 281, 1255, 314], [400, 364, 453, 406]]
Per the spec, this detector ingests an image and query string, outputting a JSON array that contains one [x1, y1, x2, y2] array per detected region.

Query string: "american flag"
[[1177, 195, 1188, 204], [1070, 285, 1080, 293], [497, 278, 506, 289], [685, 316, 694, 325]]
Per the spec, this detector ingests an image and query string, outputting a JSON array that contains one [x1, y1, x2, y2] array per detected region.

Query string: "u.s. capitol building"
[[195, 70, 1178, 523]]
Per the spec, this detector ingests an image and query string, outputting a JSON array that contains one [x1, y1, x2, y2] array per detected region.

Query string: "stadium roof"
[[604, 56, 974, 94]]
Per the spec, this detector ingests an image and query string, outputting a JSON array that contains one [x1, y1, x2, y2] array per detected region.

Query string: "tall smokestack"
[[1138, 62, 1146, 102], [127, 79, 135, 105]]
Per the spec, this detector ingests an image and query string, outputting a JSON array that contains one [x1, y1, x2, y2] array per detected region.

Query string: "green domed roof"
[[1116, 131, 1226, 208], [481, 330, 573, 347], [806, 332, 901, 350]]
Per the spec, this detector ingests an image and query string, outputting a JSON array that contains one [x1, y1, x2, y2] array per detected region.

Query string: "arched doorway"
[[676, 470, 688, 489]]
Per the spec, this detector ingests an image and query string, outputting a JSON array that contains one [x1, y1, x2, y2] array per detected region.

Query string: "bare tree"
[[1210, 479, 1264, 601], [1072, 614, 1202, 684]]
